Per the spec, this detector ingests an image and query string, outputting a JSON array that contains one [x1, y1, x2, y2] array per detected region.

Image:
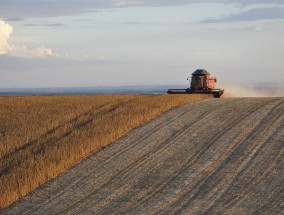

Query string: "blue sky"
[[0, 0, 284, 88]]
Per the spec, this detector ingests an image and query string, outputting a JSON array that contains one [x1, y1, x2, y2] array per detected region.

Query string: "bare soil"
[[2, 98, 284, 215]]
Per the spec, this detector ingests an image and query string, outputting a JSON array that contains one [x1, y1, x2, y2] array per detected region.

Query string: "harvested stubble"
[[0, 94, 210, 209]]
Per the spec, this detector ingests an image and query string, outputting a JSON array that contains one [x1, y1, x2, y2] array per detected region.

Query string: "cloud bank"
[[0, 19, 13, 54], [1, 0, 283, 19], [0, 19, 53, 58], [8, 46, 53, 58], [202, 7, 284, 23]]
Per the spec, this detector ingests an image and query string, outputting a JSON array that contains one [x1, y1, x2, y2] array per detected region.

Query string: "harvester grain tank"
[[167, 69, 225, 98]]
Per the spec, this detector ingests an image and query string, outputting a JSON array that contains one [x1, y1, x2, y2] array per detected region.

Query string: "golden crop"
[[0, 94, 210, 209]]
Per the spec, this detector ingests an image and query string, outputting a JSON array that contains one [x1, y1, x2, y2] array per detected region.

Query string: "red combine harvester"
[[167, 69, 225, 98]]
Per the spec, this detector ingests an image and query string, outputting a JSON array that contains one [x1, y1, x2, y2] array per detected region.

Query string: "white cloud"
[[114, 0, 144, 6], [8, 45, 53, 58], [0, 20, 94, 60], [0, 19, 54, 58], [0, 19, 13, 54]]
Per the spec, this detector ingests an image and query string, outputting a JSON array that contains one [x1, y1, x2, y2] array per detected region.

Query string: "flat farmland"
[[2, 97, 283, 214], [0, 94, 209, 209]]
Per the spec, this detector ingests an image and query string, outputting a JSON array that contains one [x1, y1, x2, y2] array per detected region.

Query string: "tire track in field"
[[58, 99, 227, 214], [61, 98, 253, 214], [203, 104, 284, 214], [164, 100, 284, 215], [122, 99, 282, 215], [22, 98, 223, 214], [42, 99, 282, 215], [2, 98, 283, 215]]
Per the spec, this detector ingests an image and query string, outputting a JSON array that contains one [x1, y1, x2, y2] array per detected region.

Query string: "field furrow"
[[1, 98, 283, 215]]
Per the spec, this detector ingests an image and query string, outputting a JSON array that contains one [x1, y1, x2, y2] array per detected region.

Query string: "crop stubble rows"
[[0, 94, 209, 209], [2, 98, 284, 214]]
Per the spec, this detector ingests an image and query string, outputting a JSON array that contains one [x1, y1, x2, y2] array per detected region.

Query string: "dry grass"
[[0, 94, 210, 209]]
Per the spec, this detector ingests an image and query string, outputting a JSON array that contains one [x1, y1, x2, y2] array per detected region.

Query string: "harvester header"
[[167, 69, 225, 98]]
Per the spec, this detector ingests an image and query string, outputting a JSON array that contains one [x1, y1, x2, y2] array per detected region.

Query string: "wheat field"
[[0, 94, 210, 209]]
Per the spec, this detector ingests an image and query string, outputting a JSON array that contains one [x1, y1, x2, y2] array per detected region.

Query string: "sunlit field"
[[0, 94, 210, 209]]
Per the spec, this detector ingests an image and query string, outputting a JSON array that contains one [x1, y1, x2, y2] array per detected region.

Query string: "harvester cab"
[[167, 69, 225, 98]]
